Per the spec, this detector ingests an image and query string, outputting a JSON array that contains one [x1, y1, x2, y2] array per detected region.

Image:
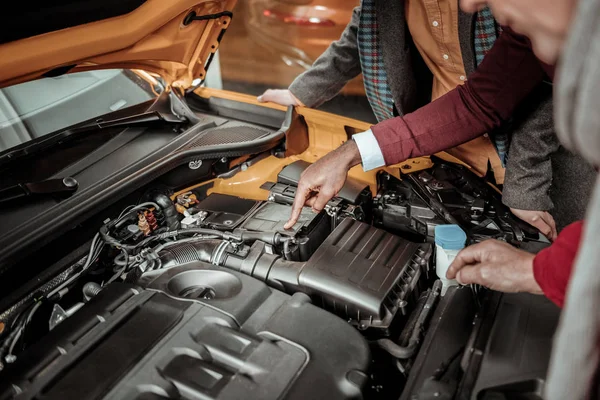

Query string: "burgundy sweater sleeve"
[[371, 29, 549, 165], [533, 221, 584, 308]]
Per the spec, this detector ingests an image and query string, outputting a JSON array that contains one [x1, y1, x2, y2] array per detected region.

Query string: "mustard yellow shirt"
[[405, 0, 505, 183]]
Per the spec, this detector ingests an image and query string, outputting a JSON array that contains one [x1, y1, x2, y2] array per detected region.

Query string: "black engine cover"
[[0, 274, 370, 400]]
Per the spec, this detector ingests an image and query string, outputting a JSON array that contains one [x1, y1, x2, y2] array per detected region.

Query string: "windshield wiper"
[[0, 177, 79, 204], [0, 111, 187, 167], [67, 111, 187, 134]]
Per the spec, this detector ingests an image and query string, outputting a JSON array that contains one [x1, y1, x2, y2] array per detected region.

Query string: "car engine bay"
[[0, 147, 556, 400]]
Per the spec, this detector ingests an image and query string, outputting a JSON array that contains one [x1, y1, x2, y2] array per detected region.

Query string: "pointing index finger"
[[284, 183, 310, 229]]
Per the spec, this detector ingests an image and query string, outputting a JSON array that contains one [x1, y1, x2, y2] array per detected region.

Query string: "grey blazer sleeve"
[[287, 6, 362, 108], [502, 83, 558, 211]]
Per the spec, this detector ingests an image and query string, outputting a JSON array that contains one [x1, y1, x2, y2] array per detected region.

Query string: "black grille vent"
[[186, 124, 273, 148]]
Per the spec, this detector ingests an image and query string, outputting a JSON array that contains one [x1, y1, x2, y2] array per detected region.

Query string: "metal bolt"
[[83, 282, 102, 302], [188, 160, 203, 170], [419, 173, 432, 182]]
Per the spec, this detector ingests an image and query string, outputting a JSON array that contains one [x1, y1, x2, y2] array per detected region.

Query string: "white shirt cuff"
[[353, 129, 386, 171]]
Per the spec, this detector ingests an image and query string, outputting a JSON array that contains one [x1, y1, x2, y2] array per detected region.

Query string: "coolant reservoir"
[[435, 224, 467, 295]]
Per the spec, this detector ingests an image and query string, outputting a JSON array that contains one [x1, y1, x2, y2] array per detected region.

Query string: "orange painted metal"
[[172, 88, 446, 201], [0, 0, 236, 89]]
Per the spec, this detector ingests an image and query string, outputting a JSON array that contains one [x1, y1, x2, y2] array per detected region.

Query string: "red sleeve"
[[533, 221, 584, 308], [371, 28, 550, 165]]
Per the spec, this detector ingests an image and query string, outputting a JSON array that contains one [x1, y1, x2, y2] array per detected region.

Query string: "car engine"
[[0, 157, 547, 400]]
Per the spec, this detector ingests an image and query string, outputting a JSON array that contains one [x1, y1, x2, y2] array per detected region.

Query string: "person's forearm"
[[371, 28, 548, 165], [335, 139, 362, 169], [532, 221, 584, 307]]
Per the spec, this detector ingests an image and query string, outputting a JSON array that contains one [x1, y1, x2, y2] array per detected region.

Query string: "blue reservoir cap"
[[434, 225, 467, 250]]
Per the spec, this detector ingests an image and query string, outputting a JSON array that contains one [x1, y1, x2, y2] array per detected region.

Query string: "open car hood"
[[0, 0, 235, 89]]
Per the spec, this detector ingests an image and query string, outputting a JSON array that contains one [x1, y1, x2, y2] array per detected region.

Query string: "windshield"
[[0, 69, 162, 153]]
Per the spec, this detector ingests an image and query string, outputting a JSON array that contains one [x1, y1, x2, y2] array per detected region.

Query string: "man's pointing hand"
[[284, 140, 362, 229]]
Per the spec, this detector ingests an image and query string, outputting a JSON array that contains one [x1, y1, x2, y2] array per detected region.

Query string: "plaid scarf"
[[474, 7, 508, 163], [357, 2, 508, 163], [357, 0, 395, 122]]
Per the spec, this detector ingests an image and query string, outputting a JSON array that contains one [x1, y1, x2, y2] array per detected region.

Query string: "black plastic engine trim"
[[0, 106, 293, 273], [186, 93, 288, 129]]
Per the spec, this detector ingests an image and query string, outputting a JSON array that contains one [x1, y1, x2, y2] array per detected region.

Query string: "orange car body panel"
[[174, 87, 477, 201], [0, 0, 235, 89]]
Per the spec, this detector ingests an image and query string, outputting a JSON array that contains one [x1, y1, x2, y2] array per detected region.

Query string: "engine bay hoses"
[[375, 280, 442, 359]]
